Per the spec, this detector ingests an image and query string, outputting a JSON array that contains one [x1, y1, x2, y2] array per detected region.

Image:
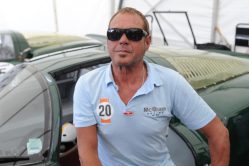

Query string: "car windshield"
[[0, 64, 52, 161], [0, 33, 15, 61]]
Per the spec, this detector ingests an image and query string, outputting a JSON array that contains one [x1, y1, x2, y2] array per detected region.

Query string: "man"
[[73, 7, 230, 166]]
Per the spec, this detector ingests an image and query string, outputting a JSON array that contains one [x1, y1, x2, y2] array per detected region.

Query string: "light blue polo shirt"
[[73, 61, 216, 166]]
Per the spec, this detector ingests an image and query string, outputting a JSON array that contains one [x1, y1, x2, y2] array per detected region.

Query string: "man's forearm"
[[76, 126, 101, 166], [199, 117, 230, 166], [80, 159, 102, 166], [79, 154, 102, 166], [208, 127, 230, 166]]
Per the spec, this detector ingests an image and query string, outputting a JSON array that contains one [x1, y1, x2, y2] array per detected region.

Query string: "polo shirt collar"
[[105, 63, 114, 86], [145, 61, 163, 87], [104, 61, 164, 89]]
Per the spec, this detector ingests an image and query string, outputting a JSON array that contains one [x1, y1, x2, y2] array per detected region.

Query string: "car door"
[[167, 121, 211, 166], [0, 63, 61, 166]]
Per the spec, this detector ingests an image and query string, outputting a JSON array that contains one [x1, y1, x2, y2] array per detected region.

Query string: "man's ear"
[[144, 35, 151, 51]]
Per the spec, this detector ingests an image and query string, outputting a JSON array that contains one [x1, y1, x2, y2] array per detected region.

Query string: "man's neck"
[[111, 62, 147, 104]]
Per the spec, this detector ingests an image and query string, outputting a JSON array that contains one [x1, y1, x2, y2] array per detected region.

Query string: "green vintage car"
[[0, 30, 104, 74], [0, 30, 104, 62], [0, 45, 249, 166]]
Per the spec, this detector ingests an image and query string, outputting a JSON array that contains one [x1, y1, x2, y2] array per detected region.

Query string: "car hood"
[[149, 46, 249, 90], [148, 46, 249, 122]]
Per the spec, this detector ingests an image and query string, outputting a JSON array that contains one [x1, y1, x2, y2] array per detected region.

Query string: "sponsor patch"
[[144, 106, 170, 117], [97, 98, 114, 124]]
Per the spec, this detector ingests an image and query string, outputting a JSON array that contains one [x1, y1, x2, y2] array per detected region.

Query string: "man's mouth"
[[116, 49, 131, 53]]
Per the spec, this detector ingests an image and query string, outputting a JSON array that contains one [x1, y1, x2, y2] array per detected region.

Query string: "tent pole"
[[145, 0, 166, 15], [110, 0, 116, 16], [53, 0, 59, 33], [118, 0, 124, 10], [211, 0, 219, 43]]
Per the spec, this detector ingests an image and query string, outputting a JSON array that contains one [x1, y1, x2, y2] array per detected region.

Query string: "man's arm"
[[76, 125, 102, 166], [199, 116, 230, 166]]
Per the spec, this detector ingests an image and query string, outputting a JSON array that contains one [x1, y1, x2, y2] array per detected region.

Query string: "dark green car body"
[[1, 45, 249, 165], [0, 30, 103, 63]]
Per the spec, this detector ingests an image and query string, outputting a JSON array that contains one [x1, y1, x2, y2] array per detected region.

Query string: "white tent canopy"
[[122, 0, 249, 50], [0, 0, 249, 50]]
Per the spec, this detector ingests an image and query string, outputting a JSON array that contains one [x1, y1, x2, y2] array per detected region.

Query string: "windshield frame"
[[0, 64, 55, 165]]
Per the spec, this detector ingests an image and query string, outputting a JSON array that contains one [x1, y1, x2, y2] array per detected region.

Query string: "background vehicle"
[[1, 46, 249, 165], [0, 30, 104, 75]]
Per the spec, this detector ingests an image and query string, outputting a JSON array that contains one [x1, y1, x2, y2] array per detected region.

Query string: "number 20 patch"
[[97, 98, 114, 124]]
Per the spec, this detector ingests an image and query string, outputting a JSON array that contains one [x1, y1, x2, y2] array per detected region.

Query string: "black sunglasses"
[[107, 28, 148, 41]]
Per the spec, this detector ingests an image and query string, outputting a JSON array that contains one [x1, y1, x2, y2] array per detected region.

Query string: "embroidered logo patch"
[[123, 110, 134, 117], [97, 98, 114, 124], [144, 106, 169, 117]]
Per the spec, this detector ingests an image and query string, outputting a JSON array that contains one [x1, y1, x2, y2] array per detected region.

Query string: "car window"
[[53, 62, 108, 124], [0, 33, 15, 60], [0, 64, 52, 162]]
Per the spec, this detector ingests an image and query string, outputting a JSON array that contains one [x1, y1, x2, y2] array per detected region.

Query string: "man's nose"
[[119, 33, 129, 44]]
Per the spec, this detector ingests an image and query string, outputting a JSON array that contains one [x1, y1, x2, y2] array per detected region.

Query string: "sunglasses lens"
[[126, 29, 144, 41], [107, 29, 123, 41], [107, 28, 147, 41]]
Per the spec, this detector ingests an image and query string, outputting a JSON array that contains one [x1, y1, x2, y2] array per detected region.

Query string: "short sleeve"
[[172, 73, 216, 130], [73, 76, 97, 127]]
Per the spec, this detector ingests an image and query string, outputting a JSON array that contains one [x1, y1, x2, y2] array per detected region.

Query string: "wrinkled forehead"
[[109, 13, 144, 29]]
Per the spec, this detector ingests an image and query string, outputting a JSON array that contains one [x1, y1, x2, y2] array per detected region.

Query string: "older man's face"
[[107, 13, 151, 67]]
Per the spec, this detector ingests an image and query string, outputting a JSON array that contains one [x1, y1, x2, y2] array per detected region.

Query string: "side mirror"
[[17, 47, 31, 62], [20, 47, 31, 56]]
